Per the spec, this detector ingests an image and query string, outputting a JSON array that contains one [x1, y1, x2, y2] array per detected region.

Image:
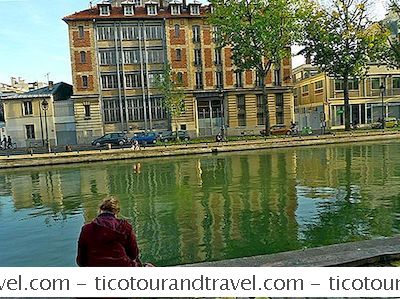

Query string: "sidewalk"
[[1, 130, 400, 169]]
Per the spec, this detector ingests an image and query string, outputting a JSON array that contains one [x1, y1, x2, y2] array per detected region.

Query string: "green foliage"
[[382, 0, 400, 67], [302, 0, 388, 130], [154, 64, 185, 120], [209, 0, 310, 75], [303, 0, 387, 78]]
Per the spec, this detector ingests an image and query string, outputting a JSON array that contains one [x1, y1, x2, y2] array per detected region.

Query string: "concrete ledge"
[[1, 131, 400, 169], [183, 236, 400, 267]]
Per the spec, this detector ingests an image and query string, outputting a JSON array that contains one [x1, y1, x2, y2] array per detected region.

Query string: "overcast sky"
[[0, 0, 389, 85]]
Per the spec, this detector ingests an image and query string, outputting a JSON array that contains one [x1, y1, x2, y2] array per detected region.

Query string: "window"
[[146, 49, 163, 63], [194, 49, 202, 66], [275, 93, 284, 124], [99, 5, 110, 16], [255, 73, 263, 87], [274, 68, 281, 86], [123, 49, 139, 64], [147, 5, 157, 15], [216, 71, 223, 88], [302, 85, 309, 93], [150, 97, 167, 120], [193, 25, 201, 43], [26, 125, 35, 139], [125, 73, 142, 88], [78, 26, 84, 38], [82, 75, 88, 88], [315, 80, 323, 90], [97, 26, 115, 40], [145, 25, 162, 40], [124, 5, 134, 15], [101, 74, 118, 89], [214, 48, 222, 65], [190, 5, 200, 15], [174, 24, 180, 38], [176, 72, 183, 84], [23, 101, 33, 115], [257, 95, 265, 125], [103, 99, 121, 123], [371, 78, 381, 90], [235, 70, 243, 87], [335, 79, 359, 91], [100, 50, 116, 65], [84, 104, 91, 118], [171, 5, 181, 15], [195, 72, 203, 89], [237, 95, 246, 127], [147, 73, 162, 87], [134, 0, 142, 6], [127, 97, 144, 121], [393, 77, 400, 89], [175, 49, 182, 61], [80, 51, 86, 63], [122, 26, 139, 40]]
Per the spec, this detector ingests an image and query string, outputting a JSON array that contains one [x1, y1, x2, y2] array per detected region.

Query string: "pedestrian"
[[1, 135, 6, 149], [131, 139, 140, 150], [216, 132, 223, 143], [7, 136, 12, 149], [76, 196, 150, 267]]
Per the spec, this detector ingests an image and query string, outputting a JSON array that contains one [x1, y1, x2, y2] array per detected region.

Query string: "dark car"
[[159, 130, 190, 142], [92, 132, 128, 147], [131, 132, 157, 145], [260, 124, 292, 136]]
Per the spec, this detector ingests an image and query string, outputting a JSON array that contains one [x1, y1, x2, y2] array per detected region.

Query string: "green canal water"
[[1, 141, 400, 266]]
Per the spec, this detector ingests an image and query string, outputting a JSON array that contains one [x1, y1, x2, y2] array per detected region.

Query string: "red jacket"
[[76, 213, 141, 267]]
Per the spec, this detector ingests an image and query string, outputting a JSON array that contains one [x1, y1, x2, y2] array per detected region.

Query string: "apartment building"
[[2, 82, 76, 148], [293, 64, 400, 131], [63, 0, 294, 144]]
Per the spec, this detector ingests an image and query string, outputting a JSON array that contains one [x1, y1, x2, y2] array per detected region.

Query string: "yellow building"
[[63, 0, 295, 144], [293, 63, 400, 130]]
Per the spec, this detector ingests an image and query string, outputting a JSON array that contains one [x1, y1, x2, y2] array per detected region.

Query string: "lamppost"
[[218, 88, 225, 140], [380, 83, 385, 130], [41, 98, 51, 153]]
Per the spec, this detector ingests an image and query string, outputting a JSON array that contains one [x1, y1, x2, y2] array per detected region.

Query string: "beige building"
[[293, 64, 400, 130], [63, 0, 294, 144], [3, 82, 76, 148]]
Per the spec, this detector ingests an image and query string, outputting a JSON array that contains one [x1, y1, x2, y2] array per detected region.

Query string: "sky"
[[0, 0, 390, 85]]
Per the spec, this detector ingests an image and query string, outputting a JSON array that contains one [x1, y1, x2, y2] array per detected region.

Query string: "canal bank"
[[2, 131, 400, 168], [185, 236, 400, 267]]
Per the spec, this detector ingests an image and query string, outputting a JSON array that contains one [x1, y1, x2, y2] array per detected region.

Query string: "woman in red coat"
[[77, 196, 141, 267]]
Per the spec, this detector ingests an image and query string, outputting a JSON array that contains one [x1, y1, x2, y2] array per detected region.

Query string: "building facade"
[[3, 82, 76, 148], [293, 64, 400, 131], [64, 0, 294, 144]]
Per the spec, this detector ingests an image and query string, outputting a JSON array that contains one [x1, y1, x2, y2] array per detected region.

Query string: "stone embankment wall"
[[1, 131, 400, 169]]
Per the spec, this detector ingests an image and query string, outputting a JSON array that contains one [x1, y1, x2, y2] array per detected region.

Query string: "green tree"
[[302, 0, 388, 131], [154, 64, 186, 135], [382, 0, 400, 67], [209, 0, 309, 135]]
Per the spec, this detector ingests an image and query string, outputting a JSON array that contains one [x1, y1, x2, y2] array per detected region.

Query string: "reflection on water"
[[1, 141, 400, 266]]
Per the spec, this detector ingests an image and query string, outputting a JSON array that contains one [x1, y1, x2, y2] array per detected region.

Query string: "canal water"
[[1, 141, 400, 266]]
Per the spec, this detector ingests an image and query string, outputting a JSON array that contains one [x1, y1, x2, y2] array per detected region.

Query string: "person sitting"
[[76, 196, 142, 267]]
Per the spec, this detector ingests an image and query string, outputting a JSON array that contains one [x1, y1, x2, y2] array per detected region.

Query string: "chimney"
[[48, 81, 54, 90]]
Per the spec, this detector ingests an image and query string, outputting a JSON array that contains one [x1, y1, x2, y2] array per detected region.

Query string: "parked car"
[[92, 132, 128, 147], [159, 130, 190, 142], [260, 124, 292, 136], [131, 132, 158, 145], [385, 117, 398, 128], [371, 117, 398, 129]]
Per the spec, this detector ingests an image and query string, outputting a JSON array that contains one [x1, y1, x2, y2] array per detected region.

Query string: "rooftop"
[[63, 4, 208, 21]]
